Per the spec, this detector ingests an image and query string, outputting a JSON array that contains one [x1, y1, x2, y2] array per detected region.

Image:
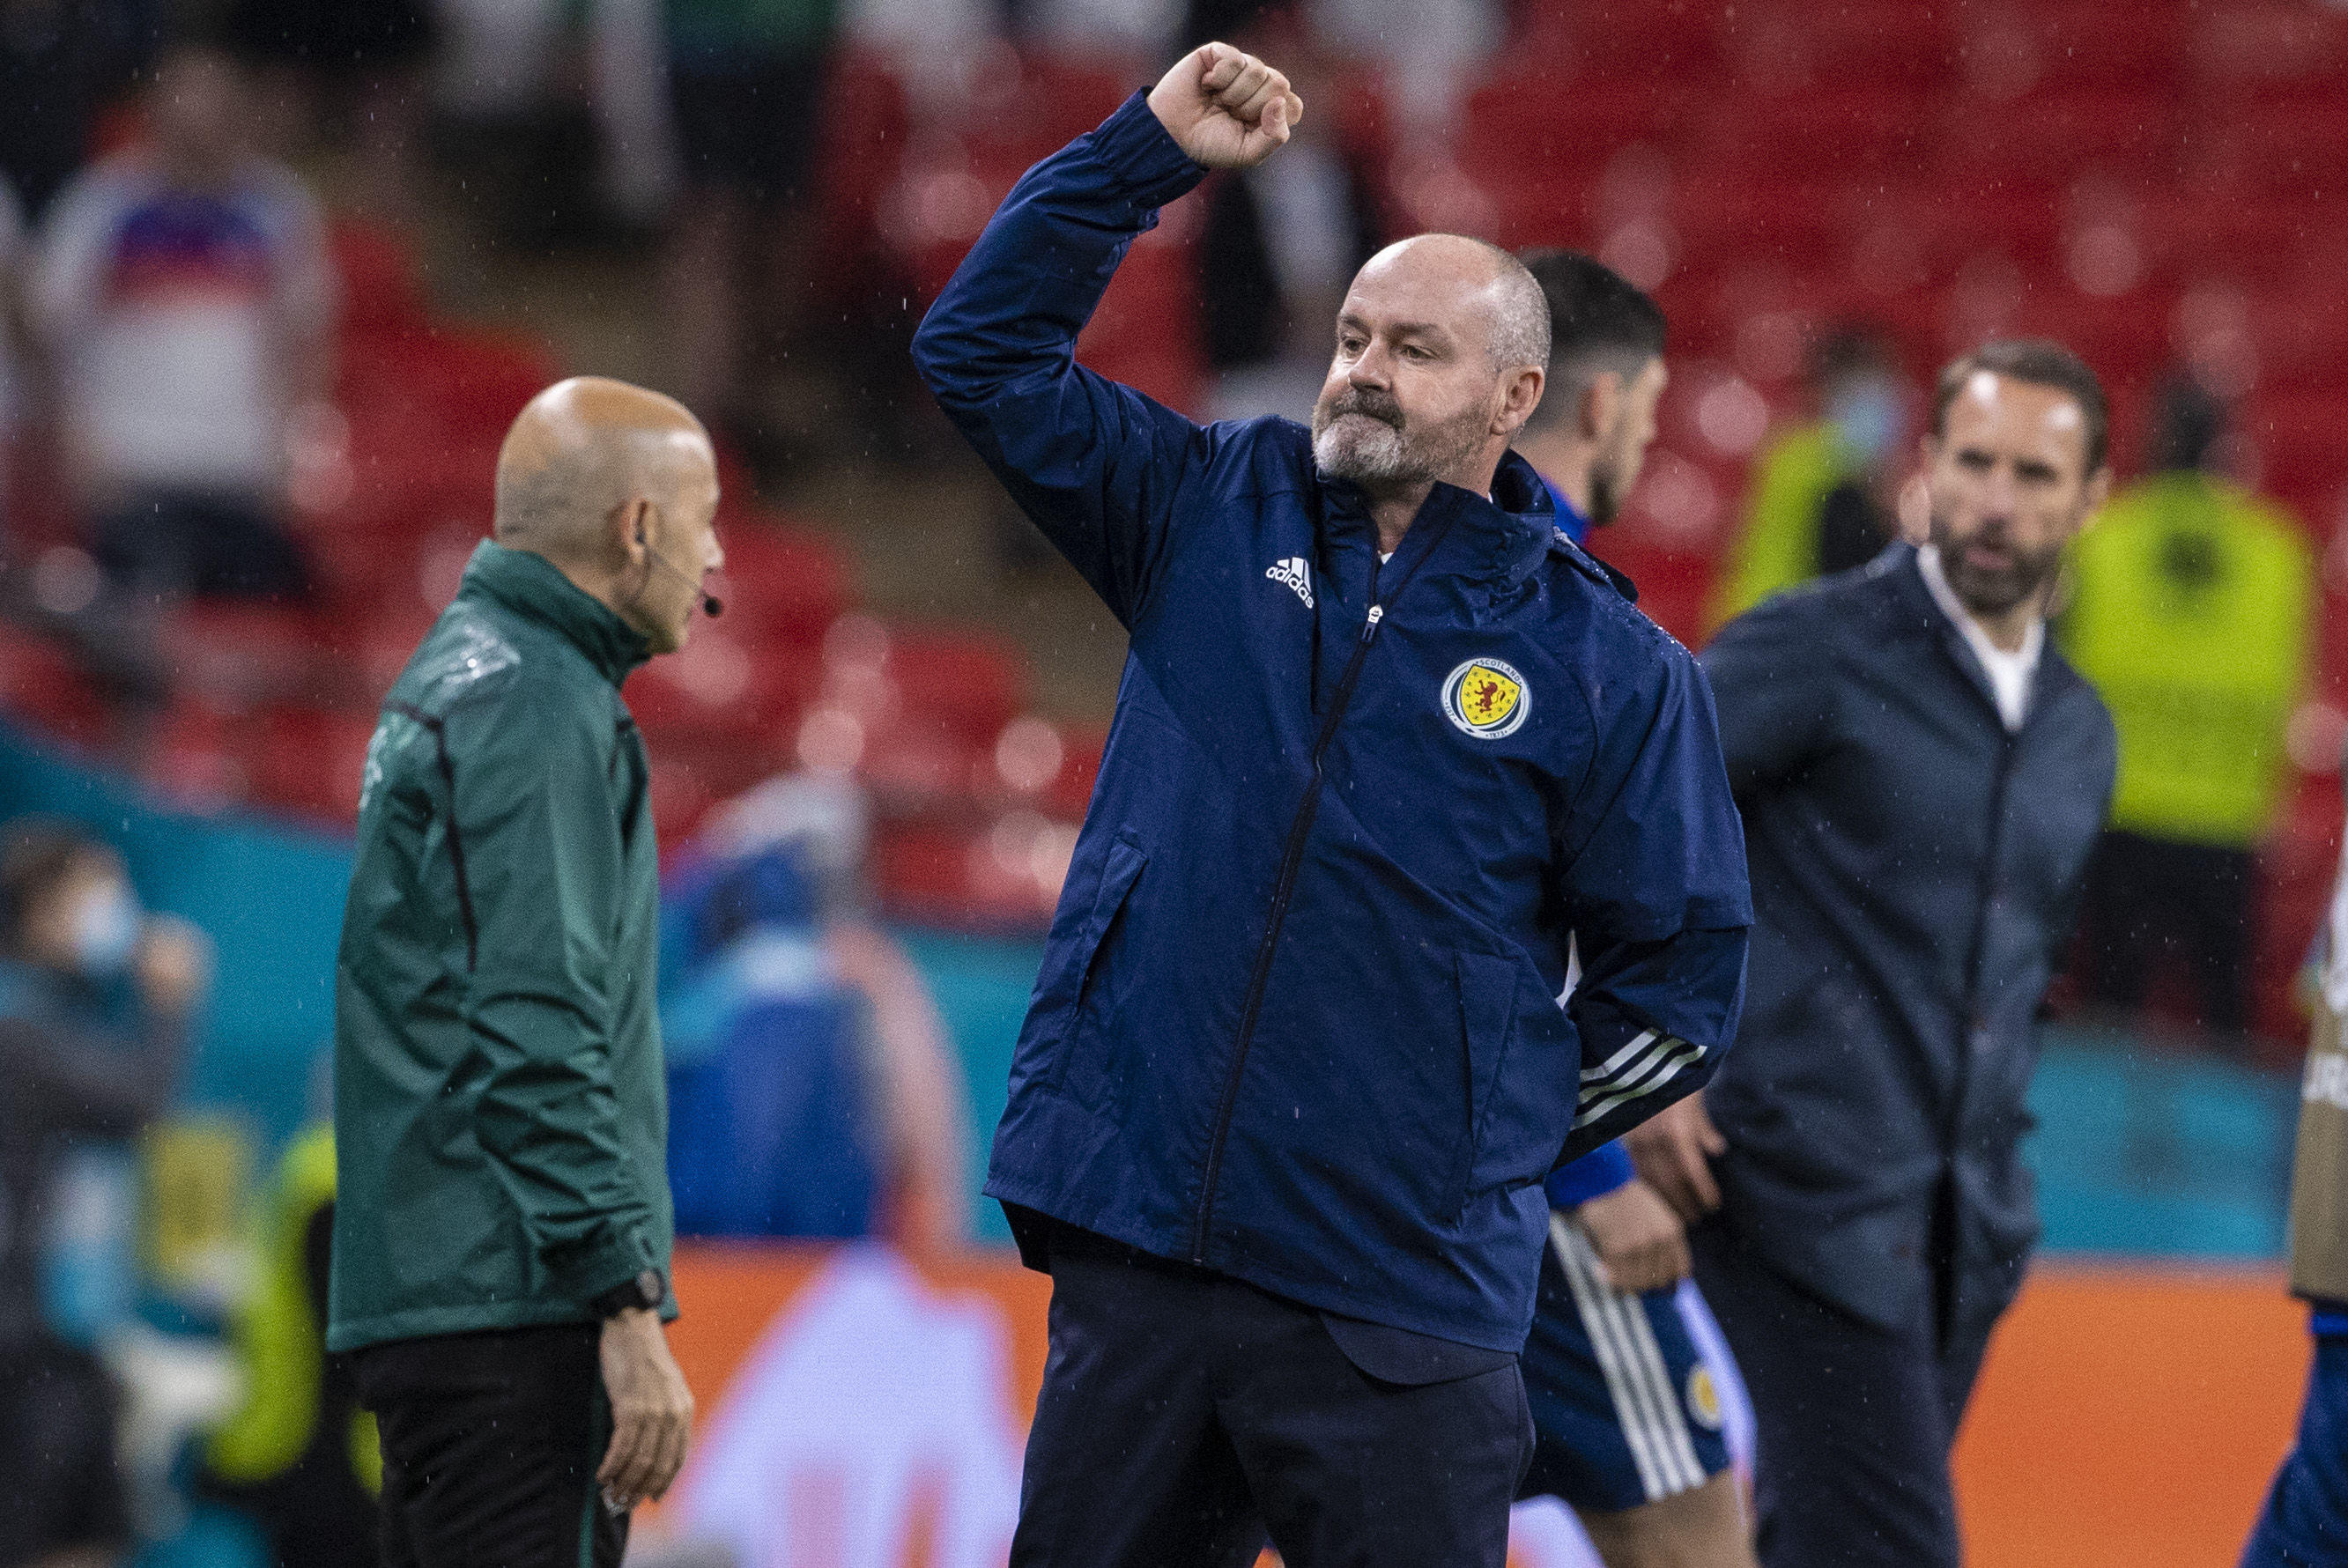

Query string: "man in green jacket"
[[329, 376, 722, 1567]]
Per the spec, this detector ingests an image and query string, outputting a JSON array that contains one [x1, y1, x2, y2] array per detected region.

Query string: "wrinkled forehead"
[[1339, 240, 1505, 345]]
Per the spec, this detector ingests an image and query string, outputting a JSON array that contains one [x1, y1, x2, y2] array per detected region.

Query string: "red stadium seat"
[[1723, 0, 1954, 89], [1689, 86, 1934, 186], [2241, 388, 2348, 525], [248, 705, 379, 826], [707, 522, 854, 651], [2187, 94, 2348, 195], [1078, 218, 1205, 418], [0, 629, 110, 753], [1937, 85, 2184, 187], [884, 626, 1027, 745], [809, 46, 915, 310], [329, 219, 429, 332], [1514, 1, 1725, 84], [1952, 4, 2188, 91], [144, 697, 251, 811]]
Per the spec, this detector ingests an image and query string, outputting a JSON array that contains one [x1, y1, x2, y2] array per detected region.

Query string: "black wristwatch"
[[590, 1268, 664, 1319]]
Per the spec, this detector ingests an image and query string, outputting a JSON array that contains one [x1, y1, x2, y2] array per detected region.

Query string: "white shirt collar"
[[1916, 544, 2042, 732]]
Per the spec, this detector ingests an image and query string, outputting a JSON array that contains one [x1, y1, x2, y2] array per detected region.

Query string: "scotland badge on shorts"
[[1685, 1365, 1725, 1431], [1443, 658, 1529, 739]]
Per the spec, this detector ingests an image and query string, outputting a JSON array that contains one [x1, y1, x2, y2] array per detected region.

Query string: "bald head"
[[495, 377, 724, 655], [494, 377, 712, 559], [1352, 235, 1551, 374]]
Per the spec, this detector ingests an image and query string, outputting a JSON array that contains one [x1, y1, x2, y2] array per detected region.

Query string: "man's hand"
[[596, 1308, 694, 1510], [1621, 1091, 1727, 1223], [1147, 42, 1302, 170], [1574, 1178, 1691, 1295]]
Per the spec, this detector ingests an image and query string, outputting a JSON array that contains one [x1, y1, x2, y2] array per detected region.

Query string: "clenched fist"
[[1147, 42, 1304, 170]]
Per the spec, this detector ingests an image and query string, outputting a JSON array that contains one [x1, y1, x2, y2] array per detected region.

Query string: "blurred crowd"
[[0, 773, 973, 1567]]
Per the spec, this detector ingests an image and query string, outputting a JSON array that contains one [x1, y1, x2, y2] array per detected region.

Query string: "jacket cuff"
[[1083, 91, 1211, 216], [1546, 1140, 1636, 1209], [551, 1227, 664, 1308]]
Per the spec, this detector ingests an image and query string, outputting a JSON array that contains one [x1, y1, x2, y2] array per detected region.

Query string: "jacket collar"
[[1881, 542, 2069, 728], [456, 540, 652, 688], [1316, 449, 1556, 592]]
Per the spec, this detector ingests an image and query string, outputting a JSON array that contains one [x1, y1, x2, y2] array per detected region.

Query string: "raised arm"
[[909, 44, 1300, 626]]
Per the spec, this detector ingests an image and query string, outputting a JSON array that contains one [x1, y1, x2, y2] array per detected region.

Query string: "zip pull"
[[1361, 604, 1384, 643]]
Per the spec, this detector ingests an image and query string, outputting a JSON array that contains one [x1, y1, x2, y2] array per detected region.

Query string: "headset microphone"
[[645, 545, 723, 618]]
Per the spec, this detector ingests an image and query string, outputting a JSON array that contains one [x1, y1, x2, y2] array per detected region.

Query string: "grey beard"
[[1313, 415, 1412, 484]]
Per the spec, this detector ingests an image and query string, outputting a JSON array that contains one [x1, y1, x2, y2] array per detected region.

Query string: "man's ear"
[[611, 497, 651, 566], [1493, 366, 1544, 437], [1581, 372, 1622, 445], [2078, 463, 2114, 525]]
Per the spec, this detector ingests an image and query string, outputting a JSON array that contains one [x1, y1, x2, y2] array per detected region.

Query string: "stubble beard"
[[1932, 515, 2063, 618]]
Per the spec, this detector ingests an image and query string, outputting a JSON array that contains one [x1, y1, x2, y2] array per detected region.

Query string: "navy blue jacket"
[[912, 95, 1752, 1351], [1700, 547, 2114, 1347]]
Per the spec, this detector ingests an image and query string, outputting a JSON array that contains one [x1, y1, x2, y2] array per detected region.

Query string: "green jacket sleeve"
[[445, 674, 661, 1304]]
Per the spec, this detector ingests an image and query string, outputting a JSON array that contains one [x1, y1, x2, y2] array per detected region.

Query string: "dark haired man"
[[1628, 341, 2118, 1568], [1510, 248, 1755, 1568], [913, 42, 1751, 1568], [1513, 248, 1668, 547]]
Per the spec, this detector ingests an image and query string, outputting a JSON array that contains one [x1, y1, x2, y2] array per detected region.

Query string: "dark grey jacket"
[[1699, 545, 2115, 1346]]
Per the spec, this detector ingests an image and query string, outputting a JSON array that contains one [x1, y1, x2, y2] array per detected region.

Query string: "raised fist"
[[1147, 42, 1304, 171]]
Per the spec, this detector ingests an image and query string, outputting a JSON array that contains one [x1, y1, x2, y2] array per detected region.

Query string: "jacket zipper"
[[1940, 707, 2020, 1326], [1190, 567, 1389, 1262]]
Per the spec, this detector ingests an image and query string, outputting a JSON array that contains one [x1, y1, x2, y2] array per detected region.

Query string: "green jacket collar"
[[456, 541, 652, 688]]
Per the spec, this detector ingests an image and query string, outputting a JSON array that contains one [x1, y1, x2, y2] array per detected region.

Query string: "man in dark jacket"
[[330, 377, 719, 1567], [913, 42, 1751, 1568], [1627, 340, 2119, 1568]]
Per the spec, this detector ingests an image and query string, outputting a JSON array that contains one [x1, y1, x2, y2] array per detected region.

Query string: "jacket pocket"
[[1448, 949, 1524, 1217], [1044, 835, 1149, 1099]]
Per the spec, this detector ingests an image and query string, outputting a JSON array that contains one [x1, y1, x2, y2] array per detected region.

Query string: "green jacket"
[[2061, 471, 2315, 848], [328, 542, 673, 1353]]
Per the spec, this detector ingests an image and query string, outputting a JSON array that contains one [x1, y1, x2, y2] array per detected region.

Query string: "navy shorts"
[[1518, 1211, 1737, 1516]]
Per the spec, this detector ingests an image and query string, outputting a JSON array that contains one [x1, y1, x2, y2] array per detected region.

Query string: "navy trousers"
[[2243, 1335, 2348, 1567], [1008, 1224, 1534, 1568], [1692, 1224, 1992, 1568]]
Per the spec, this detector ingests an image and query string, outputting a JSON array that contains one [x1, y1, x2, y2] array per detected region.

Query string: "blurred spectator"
[[663, 773, 971, 1255], [0, 0, 144, 222], [202, 1125, 380, 1568], [660, 0, 839, 434], [220, 0, 436, 216], [28, 42, 333, 603], [1196, 5, 1381, 422], [2063, 375, 2317, 1044], [0, 817, 206, 1568], [1711, 325, 1911, 626]]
